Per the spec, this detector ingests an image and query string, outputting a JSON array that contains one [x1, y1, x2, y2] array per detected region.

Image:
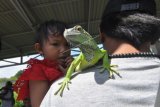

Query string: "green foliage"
[[14, 70, 23, 78], [14, 92, 24, 107], [0, 78, 8, 83], [14, 101, 24, 107]]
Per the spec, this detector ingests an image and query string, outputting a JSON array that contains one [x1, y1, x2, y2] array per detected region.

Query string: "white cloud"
[[0, 54, 41, 78], [0, 64, 26, 78]]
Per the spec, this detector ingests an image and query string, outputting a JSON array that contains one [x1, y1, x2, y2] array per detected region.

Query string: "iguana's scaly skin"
[[54, 25, 119, 96]]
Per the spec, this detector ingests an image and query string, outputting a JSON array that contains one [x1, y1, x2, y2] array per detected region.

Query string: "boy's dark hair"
[[35, 20, 68, 46], [100, 0, 160, 49]]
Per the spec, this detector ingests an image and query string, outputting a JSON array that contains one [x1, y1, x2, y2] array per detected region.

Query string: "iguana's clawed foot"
[[98, 65, 121, 78], [110, 65, 118, 68], [54, 78, 71, 97], [108, 67, 122, 78]]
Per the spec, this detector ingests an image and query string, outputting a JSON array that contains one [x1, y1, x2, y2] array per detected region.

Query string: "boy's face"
[[41, 34, 70, 61]]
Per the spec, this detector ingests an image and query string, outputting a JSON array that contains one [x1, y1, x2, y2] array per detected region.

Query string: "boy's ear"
[[34, 43, 43, 54]]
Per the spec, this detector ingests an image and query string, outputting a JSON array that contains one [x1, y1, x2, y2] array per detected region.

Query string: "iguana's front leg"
[[54, 57, 81, 96], [99, 50, 120, 78]]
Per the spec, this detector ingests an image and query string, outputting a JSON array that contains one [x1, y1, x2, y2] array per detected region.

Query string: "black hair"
[[100, 11, 160, 49], [35, 20, 68, 46], [6, 81, 12, 87]]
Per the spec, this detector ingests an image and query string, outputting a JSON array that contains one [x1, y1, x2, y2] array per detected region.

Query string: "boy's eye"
[[52, 43, 59, 46]]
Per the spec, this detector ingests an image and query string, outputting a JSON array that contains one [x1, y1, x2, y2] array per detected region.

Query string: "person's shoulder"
[[20, 58, 45, 79], [26, 58, 45, 69], [27, 58, 43, 65]]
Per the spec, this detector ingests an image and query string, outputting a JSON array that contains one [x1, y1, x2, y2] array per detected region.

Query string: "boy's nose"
[[60, 47, 70, 56], [59, 46, 69, 55], [60, 46, 66, 52]]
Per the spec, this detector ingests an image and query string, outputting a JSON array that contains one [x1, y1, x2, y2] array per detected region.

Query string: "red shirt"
[[14, 58, 64, 100]]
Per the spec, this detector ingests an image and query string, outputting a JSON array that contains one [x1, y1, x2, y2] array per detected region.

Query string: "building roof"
[[0, 0, 160, 67]]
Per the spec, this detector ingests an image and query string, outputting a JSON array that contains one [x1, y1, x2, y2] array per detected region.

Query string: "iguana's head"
[[64, 25, 98, 50]]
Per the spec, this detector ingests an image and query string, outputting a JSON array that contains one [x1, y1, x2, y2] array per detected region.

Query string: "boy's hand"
[[58, 56, 74, 74], [65, 56, 74, 67]]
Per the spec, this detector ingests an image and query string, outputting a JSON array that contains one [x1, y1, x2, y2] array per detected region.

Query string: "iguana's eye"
[[76, 26, 82, 31]]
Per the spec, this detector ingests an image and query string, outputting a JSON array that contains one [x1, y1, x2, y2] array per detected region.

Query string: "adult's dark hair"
[[100, 0, 160, 49], [35, 20, 68, 46], [100, 12, 160, 49]]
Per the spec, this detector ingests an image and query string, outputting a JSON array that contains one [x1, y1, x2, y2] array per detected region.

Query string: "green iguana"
[[54, 25, 120, 96]]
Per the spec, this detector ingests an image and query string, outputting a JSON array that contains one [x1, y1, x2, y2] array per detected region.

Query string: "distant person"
[[14, 20, 73, 107], [40, 0, 160, 107], [0, 81, 15, 107]]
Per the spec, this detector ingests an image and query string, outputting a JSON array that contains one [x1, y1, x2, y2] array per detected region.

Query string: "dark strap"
[[109, 52, 160, 59]]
